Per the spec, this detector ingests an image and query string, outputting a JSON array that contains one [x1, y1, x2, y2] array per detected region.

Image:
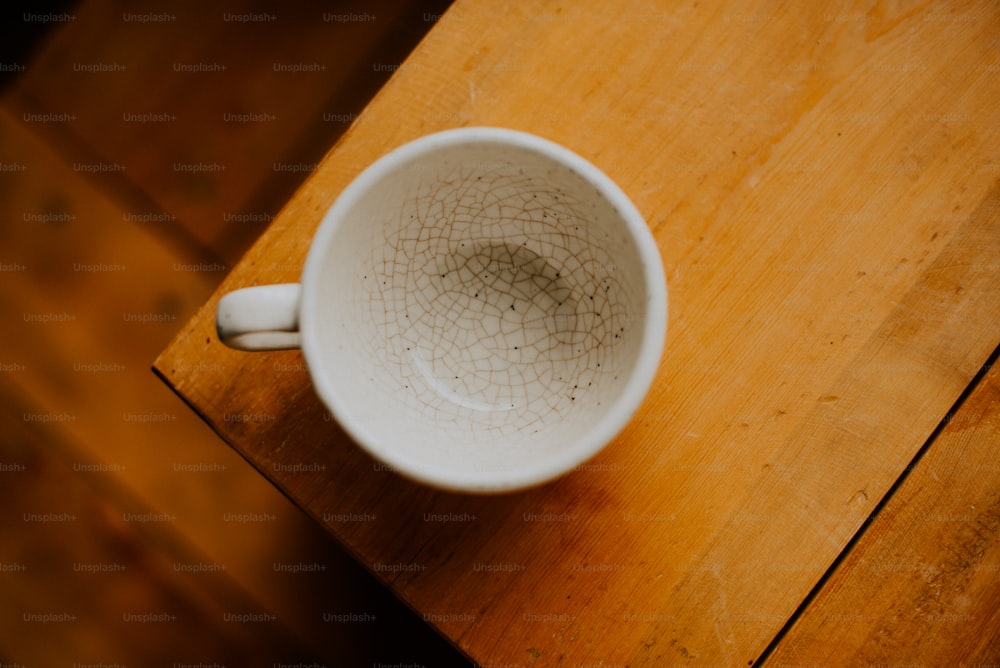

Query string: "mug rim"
[[299, 126, 667, 493]]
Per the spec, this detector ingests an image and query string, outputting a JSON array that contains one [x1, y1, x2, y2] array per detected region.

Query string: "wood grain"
[[155, 0, 1000, 665], [767, 354, 1000, 666], [0, 105, 467, 665]]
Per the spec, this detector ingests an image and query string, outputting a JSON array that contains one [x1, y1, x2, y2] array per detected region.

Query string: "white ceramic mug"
[[217, 127, 667, 493]]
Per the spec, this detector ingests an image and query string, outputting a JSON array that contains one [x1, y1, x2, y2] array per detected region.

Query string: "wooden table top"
[[155, 1, 1000, 665]]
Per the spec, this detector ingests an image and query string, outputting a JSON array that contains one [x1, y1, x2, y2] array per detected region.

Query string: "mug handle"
[[216, 283, 302, 351]]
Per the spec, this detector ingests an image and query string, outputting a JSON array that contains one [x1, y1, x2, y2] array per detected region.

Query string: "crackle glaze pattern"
[[314, 140, 649, 474]]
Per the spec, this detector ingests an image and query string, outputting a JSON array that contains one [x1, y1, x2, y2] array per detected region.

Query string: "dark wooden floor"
[[0, 1, 474, 665]]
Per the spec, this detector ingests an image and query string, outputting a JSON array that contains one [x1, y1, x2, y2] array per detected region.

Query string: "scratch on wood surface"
[[711, 564, 736, 665]]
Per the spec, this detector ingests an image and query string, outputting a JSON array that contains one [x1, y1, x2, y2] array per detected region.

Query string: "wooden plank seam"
[[753, 341, 1000, 666]]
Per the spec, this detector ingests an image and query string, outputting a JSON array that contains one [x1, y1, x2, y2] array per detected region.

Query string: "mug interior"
[[302, 129, 663, 492]]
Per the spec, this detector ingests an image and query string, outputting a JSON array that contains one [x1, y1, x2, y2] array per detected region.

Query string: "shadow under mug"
[[217, 127, 667, 493]]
